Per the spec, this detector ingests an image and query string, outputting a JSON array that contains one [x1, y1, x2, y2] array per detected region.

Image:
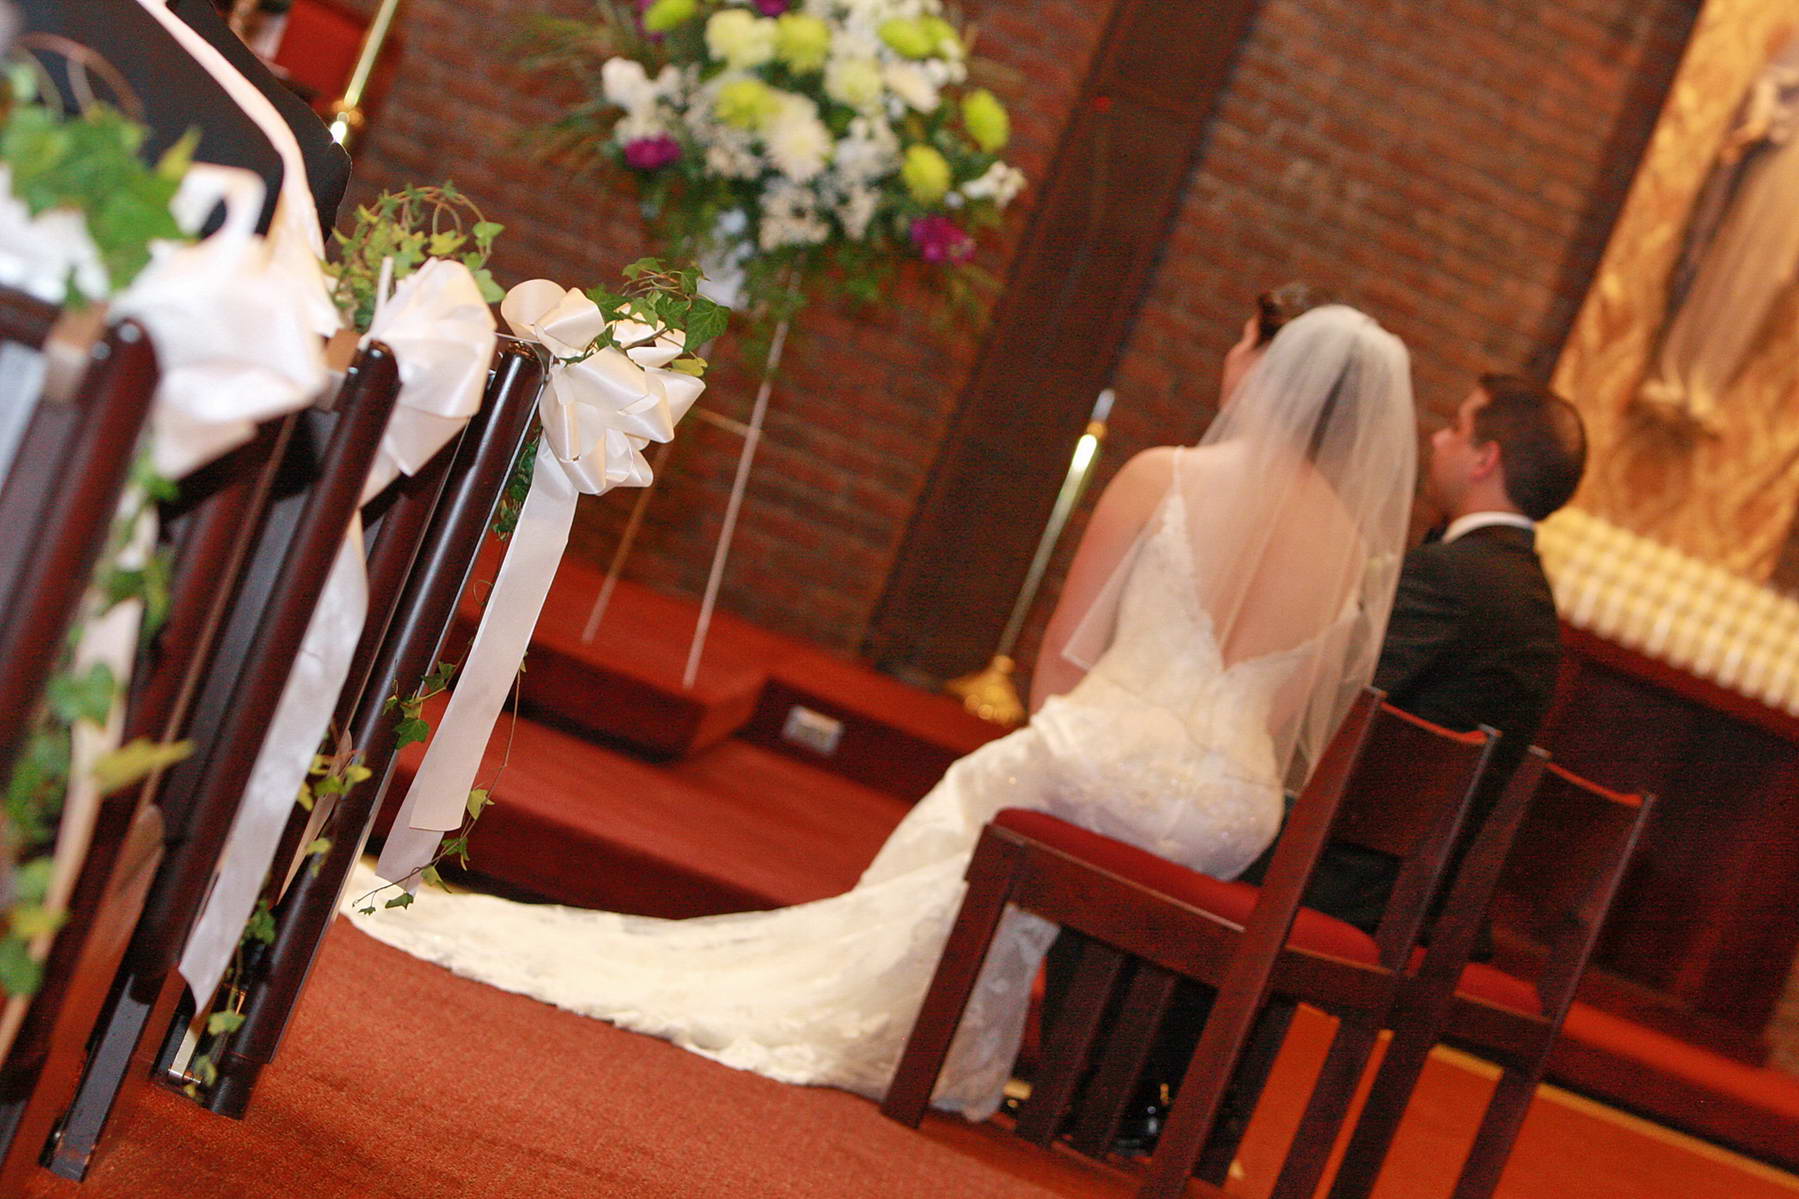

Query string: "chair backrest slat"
[[1332, 708, 1493, 859], [1488, 763, 1650, 1009], [0, 308, 158, 771]]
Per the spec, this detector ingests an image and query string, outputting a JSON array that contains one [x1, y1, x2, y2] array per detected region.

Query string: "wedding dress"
[[345, 304, 1419, 1120]]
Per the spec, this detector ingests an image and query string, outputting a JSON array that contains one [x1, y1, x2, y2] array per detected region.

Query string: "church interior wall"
[[339, 0, 1698, 666]]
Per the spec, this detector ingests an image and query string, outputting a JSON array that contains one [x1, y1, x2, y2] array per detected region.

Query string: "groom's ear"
[[1469, 438, 1502, 481]]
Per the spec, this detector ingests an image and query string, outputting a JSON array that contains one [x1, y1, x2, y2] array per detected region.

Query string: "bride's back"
[[1176, 441, 1368, 668]]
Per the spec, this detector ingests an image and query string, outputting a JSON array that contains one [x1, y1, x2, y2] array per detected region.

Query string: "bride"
[[346, 303, 1417, 1119]]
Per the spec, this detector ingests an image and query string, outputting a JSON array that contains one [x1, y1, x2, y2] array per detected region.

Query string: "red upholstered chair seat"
[[992, 808, 1380, 965], [1449, 961, 1543, 1015]]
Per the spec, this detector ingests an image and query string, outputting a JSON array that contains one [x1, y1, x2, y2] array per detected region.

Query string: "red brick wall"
[[335, 0, 1697, 671]]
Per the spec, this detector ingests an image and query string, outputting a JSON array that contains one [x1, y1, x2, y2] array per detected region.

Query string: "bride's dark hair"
[[1255, 281, 1337, 347]]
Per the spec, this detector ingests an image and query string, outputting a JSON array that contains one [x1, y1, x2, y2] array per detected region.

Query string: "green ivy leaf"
[[8, 904, 65, 939], [245, 901, 277, 945], [466, 788, 492, 820], [383, 891, 415, 910], [420, 865, 448, 891], [91, 737, 192, 793], [394, 716, 431, 750], [207, 1009, 245, 1035], [13, 858, 53, 906], [304, 837, 332, 859], [47, 663, 115, 726], [0, 936, 42, 997]]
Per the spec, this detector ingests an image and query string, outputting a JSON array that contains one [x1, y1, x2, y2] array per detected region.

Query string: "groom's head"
[[1428, 375, 1586, 521]]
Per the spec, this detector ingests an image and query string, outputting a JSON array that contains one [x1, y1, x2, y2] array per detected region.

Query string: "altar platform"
[[374, 557, 1799, 1178]]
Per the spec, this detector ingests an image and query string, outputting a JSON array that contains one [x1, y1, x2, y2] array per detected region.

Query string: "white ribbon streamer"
[[374, 280, 703, 887], [177, 522, 365, 1004]]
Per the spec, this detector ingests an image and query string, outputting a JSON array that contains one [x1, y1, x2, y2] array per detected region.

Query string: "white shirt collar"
[[1442, 511, 1535, 543]]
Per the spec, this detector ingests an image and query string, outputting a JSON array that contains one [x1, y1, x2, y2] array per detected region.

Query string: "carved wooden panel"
[[1553, 0, 1799, 578]]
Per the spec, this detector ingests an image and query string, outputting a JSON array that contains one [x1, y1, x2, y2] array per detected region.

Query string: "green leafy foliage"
[[579, 257, 728, 368], [0, 938, 42, 999], [385, 661, 458, 750], [207, 1009, 246, 1036], [46, 663, 115, 726], [91, 736, 192, 793], [492, 436, 539, 542], [1, 454, 186, 999], [324, 183, 504, 332], [0, 66, 191, 297]]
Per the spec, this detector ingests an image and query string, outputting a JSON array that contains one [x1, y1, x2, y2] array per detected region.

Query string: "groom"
[[1051, 370, 1588, 1154], [1277, 370, 1586, 931]]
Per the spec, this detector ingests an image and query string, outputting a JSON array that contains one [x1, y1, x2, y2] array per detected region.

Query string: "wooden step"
[[450, 550, 784, 760], [453, 547, 1009, 790], [380, 712, 911, 919], [742, 644, 1007, 801]]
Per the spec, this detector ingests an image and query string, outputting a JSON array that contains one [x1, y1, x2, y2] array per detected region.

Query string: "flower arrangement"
[[524, 0, 1025, 317]]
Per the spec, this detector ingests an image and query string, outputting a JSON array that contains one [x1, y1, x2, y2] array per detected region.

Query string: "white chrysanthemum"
[[834, 186, 879, 239], [703, 133, 764, 180], [882, 61, 938, 112], [613, 109, 672, 144], [602, 57, 657, 111], [706, 9, 778, 70], [758, 182, 832, 250], [921, 57, 965, 88], [824, 56, 884, 109], [765, 95, 833, 183], [831, 116, 899, 184], [960, 161, 1026, 207]]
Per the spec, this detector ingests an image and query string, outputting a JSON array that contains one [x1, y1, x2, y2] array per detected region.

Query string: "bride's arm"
[[1029, 447, 1174, 711]]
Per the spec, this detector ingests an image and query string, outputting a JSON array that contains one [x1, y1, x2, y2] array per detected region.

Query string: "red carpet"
[[23, 921, 1138, 1199]]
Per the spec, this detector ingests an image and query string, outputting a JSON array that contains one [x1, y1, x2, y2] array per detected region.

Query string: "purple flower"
[[623, 135, 682, 171], [753, 0, 791, 14], [909, 215, 975, 265]]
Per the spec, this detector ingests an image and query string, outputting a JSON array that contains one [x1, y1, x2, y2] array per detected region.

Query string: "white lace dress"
[[345, 494, 1296, 1118]]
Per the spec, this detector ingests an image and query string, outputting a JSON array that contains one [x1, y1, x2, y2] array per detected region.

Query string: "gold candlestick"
[[326, 0, 403, 150], [947, 389, 1114, 726]]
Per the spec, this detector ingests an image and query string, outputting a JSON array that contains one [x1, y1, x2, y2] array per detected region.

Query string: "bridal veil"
[[1064, 304, 1417, 787]]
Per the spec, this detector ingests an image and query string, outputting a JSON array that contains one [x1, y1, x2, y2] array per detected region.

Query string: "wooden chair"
[[44, 341, 402, 1180], [202, 336, 547, 1118], [1320, 763, 1654, 1199], [882, 690, 1500, 1199], [0, 291, 158, 773]]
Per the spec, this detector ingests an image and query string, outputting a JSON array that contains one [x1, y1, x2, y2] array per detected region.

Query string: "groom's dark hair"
[[1475, 374, 1587, 520]]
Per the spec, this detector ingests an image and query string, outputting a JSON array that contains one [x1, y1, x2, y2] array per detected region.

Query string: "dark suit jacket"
[[1287, 522, 1563, 932]]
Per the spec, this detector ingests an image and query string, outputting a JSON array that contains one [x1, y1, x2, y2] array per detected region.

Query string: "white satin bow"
[[0, 164, 109, 303], [499, 279, 704, 495], [112, 164, 334, 481], [360, 258, 499, 503]]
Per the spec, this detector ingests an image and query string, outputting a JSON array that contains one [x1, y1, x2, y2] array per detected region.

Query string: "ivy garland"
[[1, 459, 192, 998], [0, 66, 208, 1001]]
